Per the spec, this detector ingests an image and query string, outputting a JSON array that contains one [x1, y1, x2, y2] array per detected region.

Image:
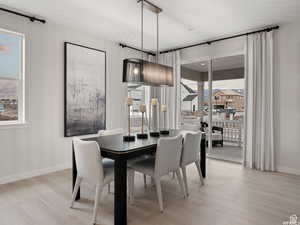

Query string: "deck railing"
[[130, 115, 149, 133], [212, 120, 243, 146], [131, 115, 243, 147]]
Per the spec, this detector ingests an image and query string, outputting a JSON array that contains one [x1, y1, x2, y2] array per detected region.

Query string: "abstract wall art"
[[64, 42, 106, 137]]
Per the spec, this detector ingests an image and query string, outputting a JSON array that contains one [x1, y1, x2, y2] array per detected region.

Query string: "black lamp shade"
[[123, 58, 173, 87], [123, 58, 144, 83]]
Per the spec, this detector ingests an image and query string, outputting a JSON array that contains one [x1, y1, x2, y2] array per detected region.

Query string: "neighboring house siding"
[[213, 90, 244, 111]]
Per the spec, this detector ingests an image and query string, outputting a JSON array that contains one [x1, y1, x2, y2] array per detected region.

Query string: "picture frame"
[[64, 42, 106, 137]]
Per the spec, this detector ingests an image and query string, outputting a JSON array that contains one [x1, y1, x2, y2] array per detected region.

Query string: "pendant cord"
[[156, 13, 159, 63], [141, 0, 144, 60]]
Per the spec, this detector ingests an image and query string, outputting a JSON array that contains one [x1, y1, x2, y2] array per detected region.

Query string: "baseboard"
[[277, 166, 300, 176], [0, 163, 71, 185], [239, 161, 300, 176]]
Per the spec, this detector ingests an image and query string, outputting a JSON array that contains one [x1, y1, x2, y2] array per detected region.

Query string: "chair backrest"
[[98, 128, 124, 136], [181, 132, 202, 166], [73, 138, 104, 184], [155, 135, 183, 176], [98, 128, 124, 146]]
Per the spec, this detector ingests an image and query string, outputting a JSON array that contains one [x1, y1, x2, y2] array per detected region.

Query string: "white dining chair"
[[128, 135, 186, 212], [70, 138, 114, 225], [180, 131, 204, 196], [98, 128, 124, 137], [98, 128, 123, 193]]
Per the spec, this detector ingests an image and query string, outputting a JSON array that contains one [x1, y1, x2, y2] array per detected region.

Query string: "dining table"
[[72, 129, 206, 225]]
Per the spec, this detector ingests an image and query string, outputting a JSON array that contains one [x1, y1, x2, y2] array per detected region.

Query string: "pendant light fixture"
[[122, 0, 173, 87]]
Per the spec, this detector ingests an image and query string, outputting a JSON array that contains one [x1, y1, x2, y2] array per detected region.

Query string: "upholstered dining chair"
[[98, 128, 124, 138], [180, 131, 204, 196], [98, 128, 123, 193], [71, 138, 114, 225], [128, 135, 186, 212]]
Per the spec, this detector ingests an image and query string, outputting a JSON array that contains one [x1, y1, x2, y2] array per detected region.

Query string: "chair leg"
[[70, 177, 82, 208], [172, 171, 176, 179], [181, 166, 189, 197], [128, 170, 135, 204], [154, 177, 164, 213], [175, 169, 186, 198], [195, 160, 204, 186], [92, 184, 103, 225], [143, 174, 147, 188]]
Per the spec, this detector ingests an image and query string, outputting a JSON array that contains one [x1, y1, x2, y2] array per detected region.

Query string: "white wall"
[[0, 13, 137, 183], [181, 23, 300, 175], [180, 36, 246, 64]]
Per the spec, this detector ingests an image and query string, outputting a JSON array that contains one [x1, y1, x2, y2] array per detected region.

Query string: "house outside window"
[[0, 28, 25, 125]]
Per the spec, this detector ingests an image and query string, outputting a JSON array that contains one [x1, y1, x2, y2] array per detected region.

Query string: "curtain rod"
[[160, 25, 279, 54], [0, 7, 46, 24], [119, 43, 156, 56]]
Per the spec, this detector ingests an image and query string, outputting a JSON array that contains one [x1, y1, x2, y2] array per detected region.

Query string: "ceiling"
[[1, 0, 300, 51], [183, 55, 244, 72]]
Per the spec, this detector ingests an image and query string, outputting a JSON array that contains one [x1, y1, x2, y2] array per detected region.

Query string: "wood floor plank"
[[0, 159, 300, 225]]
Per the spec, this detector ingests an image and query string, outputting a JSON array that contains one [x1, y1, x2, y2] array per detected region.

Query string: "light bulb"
[[133, 67, 139, 75]]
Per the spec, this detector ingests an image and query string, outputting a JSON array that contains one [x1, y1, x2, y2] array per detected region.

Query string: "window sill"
[[0, 121, 29, 129]]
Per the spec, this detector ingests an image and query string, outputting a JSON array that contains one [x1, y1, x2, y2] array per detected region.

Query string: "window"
[[127, 84, 150, 132], [0, 28, 25, 125], [180, 78, 208, 117], [181, 78, 197, 115]]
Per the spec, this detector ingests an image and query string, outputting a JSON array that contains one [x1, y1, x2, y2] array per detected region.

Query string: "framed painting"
[[64, 42, 106, 137]]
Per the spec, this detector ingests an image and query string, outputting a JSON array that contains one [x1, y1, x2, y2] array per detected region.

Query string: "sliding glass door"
[[181, 55, 245, 164], [208, 55, 245, 163]]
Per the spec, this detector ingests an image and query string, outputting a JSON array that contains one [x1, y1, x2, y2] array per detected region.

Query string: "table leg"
[[114, 159, 127, 225], [72, 143, 80, 200], [200, 138, 206, 178]]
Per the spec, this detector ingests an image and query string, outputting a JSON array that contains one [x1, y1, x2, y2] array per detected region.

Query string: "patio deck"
[[208, 143, 243, 163]]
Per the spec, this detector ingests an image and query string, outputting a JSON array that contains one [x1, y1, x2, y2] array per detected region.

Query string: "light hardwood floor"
[[1, 159, 300, 225]]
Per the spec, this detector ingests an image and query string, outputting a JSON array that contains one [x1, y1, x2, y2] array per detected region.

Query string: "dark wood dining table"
[[72, 130, 206, 225]]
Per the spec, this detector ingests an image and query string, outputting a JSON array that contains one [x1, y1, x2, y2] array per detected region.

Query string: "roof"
[[213, 89, 242, 96], [181, 82, 196, 94], [183, 94, 198, 101]]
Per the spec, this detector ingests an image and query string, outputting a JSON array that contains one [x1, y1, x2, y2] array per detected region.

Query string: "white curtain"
[[244, 31, 275, 171], [147, 55, 161, 100], [147, 51, 181, 129], [160, 51, 181, 129]]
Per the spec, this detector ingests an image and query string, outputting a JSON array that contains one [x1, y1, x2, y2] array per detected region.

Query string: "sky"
[[0, 32, 22, 79], [0, 32, 22, 99]]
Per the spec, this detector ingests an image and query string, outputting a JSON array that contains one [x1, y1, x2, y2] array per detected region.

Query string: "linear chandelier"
[[122, 0, 173, 87]]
